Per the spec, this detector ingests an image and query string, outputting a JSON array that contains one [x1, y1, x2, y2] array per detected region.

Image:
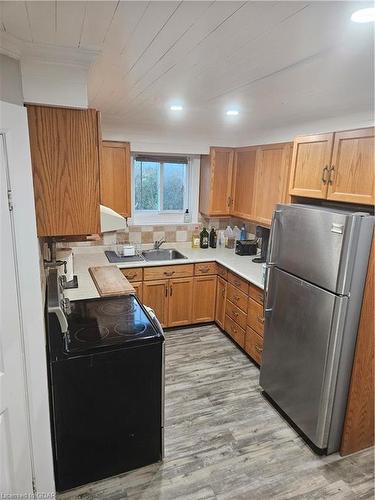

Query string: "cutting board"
[[89, 265, 135, 297]]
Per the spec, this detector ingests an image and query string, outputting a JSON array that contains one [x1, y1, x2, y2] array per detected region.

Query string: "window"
[[133, 156, 188, 213]]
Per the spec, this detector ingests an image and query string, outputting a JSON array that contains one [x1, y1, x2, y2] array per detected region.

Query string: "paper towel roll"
[[56, 248, 74, 282]]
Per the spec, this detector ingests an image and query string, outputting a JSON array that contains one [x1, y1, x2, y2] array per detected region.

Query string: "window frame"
[[132, 155, 190, 217]]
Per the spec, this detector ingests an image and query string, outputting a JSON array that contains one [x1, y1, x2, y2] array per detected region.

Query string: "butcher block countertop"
[[89, 265, 135, 297], [64, 242, 265, 301]]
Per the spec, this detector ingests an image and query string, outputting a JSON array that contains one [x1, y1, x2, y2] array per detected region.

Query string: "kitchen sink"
[[141, 248, 188, 261]]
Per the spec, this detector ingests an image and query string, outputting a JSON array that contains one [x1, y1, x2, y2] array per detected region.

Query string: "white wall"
[[21, 59, 88, 108]]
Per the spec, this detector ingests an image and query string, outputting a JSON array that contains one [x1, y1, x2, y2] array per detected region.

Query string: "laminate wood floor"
[[58, 325, 374, 500]]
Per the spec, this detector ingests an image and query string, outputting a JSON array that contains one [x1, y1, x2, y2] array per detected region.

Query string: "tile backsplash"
[[56, 218, 257, 248]]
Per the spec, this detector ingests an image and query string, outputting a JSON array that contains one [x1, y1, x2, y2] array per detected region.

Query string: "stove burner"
[[75, 326, 109, 343], [114, 321, 147, 337], [97, 300, 136, 317]]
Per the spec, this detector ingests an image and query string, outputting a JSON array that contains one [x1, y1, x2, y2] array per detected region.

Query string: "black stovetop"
[[66, 295, 160, 353]]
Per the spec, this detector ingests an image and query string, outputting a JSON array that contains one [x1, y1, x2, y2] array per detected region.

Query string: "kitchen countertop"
[[64, 243, 265, 301]]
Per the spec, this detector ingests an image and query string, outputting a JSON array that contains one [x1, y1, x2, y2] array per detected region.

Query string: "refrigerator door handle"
[[264, 307, 272, 318], [267, 209, 282, 266]]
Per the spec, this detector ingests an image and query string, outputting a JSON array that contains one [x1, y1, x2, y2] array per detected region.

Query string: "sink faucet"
[[153, 238, 166, 250]]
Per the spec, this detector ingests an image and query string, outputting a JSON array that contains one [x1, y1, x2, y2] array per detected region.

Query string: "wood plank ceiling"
[[1, 1, 374, 147]]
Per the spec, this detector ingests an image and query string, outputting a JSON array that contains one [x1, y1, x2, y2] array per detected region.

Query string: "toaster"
[[235, 239, 258, 256]]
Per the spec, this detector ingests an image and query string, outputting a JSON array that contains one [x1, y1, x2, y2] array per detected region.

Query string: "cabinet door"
[[192, 276, 217, 323], [210, 148, 234, 215], [168, 277, 193, 327], [327, 128, 374, 205], [215, 276, 227, 329], [289, 133, 334, 199], [253, 143, 292, 226], [27, 105, 100, 236], [100, 141, 131, 217], [143, 280, 169, 328], [231, 147, 257, 219], [132, 282, 143, 302]]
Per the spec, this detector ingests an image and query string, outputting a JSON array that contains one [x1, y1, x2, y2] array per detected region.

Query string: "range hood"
[[100, 205, 127, 233]]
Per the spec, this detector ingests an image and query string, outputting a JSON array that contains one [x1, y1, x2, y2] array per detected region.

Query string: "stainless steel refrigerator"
[[259, 204, 374, 454]]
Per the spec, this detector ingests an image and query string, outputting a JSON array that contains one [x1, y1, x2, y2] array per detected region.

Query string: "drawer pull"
[[234, 280, 241, 287], [233, 295, 240, 302], [126, 273, 137, 280], [199, 267, 209, 273], [233, 311, 238, 317], [164, 271, 175, 277], [255, 345, 263, 353], [257, 316, 264, 324], [170, 285, 173, 296], [222, 289, 225, 298]]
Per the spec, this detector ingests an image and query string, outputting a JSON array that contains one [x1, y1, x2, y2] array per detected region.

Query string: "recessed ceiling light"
[[351, 7, 375, 23], [226, 109, 239, 116], [170, 104, 183, 111]]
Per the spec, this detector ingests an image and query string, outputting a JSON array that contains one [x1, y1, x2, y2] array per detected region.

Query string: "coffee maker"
[[252, 225, 270, 263]]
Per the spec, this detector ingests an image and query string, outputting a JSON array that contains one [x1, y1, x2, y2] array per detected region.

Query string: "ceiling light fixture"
[[351, 7, 375, 23], [226, 109, 239, 116], [170, 104, 183, 111]]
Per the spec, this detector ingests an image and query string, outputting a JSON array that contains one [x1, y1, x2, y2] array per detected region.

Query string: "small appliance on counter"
[[46, 269, 165, 491], [235, 239, 258, 256], [252, 226, 270, 263]]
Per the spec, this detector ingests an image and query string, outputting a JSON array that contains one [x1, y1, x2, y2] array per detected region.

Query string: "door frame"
[[1, 101, 55, 494]]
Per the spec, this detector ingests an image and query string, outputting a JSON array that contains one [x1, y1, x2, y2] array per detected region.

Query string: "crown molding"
[[0, 32, 98, 68]]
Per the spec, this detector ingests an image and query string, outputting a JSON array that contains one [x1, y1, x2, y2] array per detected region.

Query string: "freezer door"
[[259, 267, 348, 449], [268, 204, 363, 294]]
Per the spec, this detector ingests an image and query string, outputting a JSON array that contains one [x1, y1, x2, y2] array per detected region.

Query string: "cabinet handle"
[[165, 286, 168, 297], [255, 345, 263, 353], [170, 285, 173, 296], [126, 273, 136, 280], [321, 165, 329, 184], [227, 196, 232, 207], [221, 289, 225, 298], [257, 316, 264, 324], [328, 165, 335, 185], [234, 280, 241, 287], [164, 271, 175, 277], [200, 267, 209, 273], [233, 311, 238, 317], [233, 295, 239, 302]]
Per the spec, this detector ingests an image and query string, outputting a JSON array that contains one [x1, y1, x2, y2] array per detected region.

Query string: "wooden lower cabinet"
[[215, 277, 227, 329], [224, 315, 245, 348], [192, 275, 217, 323], [168, 277, 193, 327], [132, 282, 143, 301], [245, 326, 264, 365], [143, 280, 169, 327], [247, 297, 264, 336]]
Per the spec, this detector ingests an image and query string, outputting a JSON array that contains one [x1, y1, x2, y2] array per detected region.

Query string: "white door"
[[0, 133, 34, 493]]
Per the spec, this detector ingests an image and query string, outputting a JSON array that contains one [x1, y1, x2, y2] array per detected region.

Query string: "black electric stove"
[[46, 270, 164, 492], [66, 295, 162, 355]]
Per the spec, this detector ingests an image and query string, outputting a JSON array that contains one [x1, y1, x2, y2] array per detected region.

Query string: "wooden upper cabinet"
[[100, 141, 131, 217], [252, 142, 292, 226], [327, 128, 375, 205], [199, 147, 234, 216], [231, 147, 257, 220], [27, 105, 100, 237], [289, 133, 334, 199]]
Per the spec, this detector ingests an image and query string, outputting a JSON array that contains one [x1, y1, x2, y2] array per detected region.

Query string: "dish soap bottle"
[[200, 227, 209, 248], [192, 226, 200, 248], [240, 224, 247, 240], [209, 227, 217, 248], [184, 209, 192, 223]]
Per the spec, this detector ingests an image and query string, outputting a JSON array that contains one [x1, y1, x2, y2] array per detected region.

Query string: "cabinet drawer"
[[194, 262, 217, 276], [225, 299, 247, 330], [228, 271, 249, 295], [224, 315, 245, 348], [143, 264, 194, 281], [248, 283, 264, 305], [247, 297, 264, 336], [217, 264, 228, 280], [245, 326, 263, 365], [227, 284, 248, 313], [120, 267, 143, 282]]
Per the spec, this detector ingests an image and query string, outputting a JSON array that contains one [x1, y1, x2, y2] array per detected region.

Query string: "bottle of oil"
[[200, 227, 209, 248], [209, 227, 217, 248], [192, 226, 200, 248]]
